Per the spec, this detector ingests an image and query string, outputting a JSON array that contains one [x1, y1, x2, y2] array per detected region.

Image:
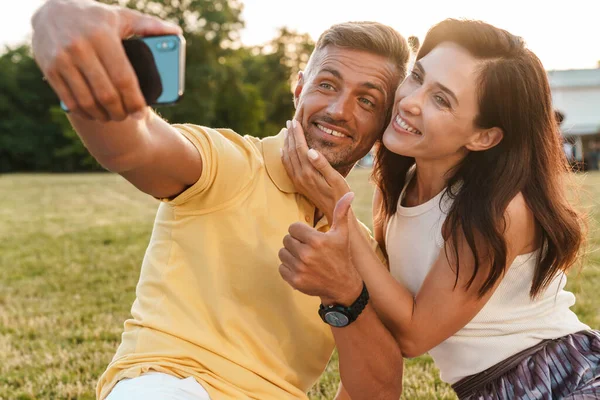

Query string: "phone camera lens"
[[156, 40, 176, 52]]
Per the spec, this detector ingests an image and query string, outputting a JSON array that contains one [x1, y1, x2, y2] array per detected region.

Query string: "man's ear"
[[465, 127, 504, 152], [293, 71, 305, 109]]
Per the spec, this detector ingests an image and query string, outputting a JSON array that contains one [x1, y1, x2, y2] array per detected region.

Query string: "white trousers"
[[106, 372, 212, 400]]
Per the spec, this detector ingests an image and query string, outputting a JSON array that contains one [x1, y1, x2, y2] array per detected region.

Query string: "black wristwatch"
[[318, 282, 369, 327]]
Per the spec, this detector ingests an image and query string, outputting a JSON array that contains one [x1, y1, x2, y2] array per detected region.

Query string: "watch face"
[[324, 311, 350, 327]]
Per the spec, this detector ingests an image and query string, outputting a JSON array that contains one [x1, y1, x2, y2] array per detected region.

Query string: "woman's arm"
[[278, 194, 403, 399], [348, 191, 537, 356], [335, 383, 352, 400], [282, 129, 538, 355], [372, 188, 388, 262]]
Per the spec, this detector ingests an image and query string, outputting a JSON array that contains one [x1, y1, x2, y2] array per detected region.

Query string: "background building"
[[549, 68, 600, 170]]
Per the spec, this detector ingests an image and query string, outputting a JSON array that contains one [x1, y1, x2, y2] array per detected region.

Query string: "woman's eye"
[[410, 71, 422, 83], [434, 95, 450, 107]]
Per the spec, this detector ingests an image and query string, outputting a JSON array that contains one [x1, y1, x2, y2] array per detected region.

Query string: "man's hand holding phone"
[[31, 0, 182, 122]]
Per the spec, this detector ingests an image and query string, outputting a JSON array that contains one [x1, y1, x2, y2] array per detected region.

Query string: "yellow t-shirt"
[[97, 125, 343, 400]]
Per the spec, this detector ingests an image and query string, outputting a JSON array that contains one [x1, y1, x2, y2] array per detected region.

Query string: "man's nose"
[[326, 92, 353, 121]]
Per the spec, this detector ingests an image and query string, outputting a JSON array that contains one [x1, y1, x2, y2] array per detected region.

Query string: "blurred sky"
[[1, 0, 598, 71]]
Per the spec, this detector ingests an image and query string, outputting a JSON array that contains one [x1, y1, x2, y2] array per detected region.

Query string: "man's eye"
[[320, 83, 334, 90], [359, 98, 374, 107]]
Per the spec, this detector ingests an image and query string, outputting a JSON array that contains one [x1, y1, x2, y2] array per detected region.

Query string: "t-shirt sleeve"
[[162, 124, 261, 211]]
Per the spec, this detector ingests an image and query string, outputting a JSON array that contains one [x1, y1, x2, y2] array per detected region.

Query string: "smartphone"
[[60, 34, 186, 111]]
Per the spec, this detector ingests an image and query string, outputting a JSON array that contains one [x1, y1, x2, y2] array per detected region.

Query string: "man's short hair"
[[306, 21, 410, 80]]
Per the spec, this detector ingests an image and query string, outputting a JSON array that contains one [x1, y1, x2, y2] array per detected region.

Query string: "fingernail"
[[292, 119, 298, 129], [283, 128, 288, 138], [286, 120, 291, 130], [307, 149, 318, 160], [280, 148, 283, 157]]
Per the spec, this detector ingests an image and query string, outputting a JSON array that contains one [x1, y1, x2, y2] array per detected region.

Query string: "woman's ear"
[[293, 71, 304, 109], [466, 127, 504, 152]]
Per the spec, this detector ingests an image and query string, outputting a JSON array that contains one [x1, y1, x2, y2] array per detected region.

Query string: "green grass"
[[0, 170, 599, 399]]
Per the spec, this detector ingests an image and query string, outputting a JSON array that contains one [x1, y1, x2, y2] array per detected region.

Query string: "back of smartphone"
[[60, 34, 185, 111], [140, 35, 185, 105]]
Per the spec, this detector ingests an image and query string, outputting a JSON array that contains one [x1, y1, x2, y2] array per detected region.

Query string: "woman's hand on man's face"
[[281, 118, 351, 224]]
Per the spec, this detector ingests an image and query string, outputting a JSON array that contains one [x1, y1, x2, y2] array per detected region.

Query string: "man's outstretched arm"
[[32, 0, 201, 198]]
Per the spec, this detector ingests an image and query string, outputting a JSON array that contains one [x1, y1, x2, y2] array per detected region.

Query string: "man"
[[31, 1, 410, 399]]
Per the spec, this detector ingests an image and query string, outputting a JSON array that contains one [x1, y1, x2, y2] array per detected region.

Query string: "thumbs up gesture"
[[278, 193, 363, 306]]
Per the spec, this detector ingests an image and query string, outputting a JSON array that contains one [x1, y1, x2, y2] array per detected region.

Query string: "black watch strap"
[[319, 282, 369, 327]]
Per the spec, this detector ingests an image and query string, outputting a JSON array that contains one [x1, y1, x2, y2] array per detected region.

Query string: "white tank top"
[[385, 170, 589, 383]]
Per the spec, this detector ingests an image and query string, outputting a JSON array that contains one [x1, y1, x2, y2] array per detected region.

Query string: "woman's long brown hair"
[[373, 19, 585, 298]]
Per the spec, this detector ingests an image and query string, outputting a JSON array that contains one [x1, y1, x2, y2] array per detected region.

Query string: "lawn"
[[0, 169, 598, 399]]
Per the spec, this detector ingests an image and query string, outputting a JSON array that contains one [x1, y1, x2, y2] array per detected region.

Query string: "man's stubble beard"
[[304, 125, 356, 177]]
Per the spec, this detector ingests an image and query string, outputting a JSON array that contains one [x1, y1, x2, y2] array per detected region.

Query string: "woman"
[[279, 19, 600, 399]]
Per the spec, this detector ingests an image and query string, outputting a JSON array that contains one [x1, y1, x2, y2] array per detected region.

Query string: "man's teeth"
[[317, 124, 345, 138], [395, 115, 421, 135]]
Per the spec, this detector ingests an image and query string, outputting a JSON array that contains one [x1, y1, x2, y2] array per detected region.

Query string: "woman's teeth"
[[317, 124, 345, 138], [395, 115, 421, 135]]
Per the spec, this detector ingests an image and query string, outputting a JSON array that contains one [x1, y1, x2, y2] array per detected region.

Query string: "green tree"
[[240, 28, 314, 136], [104, 0, 244, 44], [0, 0, 315, 171], [0, 46, 89, 172], [50, 106, 102, 171], [101, 0, 267, 134]]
